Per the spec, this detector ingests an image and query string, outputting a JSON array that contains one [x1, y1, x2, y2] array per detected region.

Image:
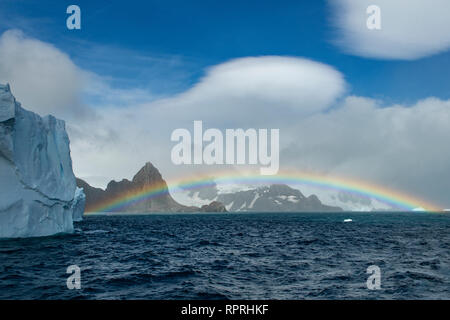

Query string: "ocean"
[[0, 212, 449, 299]]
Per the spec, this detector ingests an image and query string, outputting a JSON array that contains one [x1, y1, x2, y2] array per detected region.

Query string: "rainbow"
[[85, 170, 442, 213]]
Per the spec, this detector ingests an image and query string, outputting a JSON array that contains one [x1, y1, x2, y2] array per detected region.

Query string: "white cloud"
[[180, 56, 346, 117], [0, 30, 157, 119], [330, 0, 450, 59]]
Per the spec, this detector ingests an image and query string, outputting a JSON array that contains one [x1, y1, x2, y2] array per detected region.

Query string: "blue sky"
[[1, 0, 449, 103]]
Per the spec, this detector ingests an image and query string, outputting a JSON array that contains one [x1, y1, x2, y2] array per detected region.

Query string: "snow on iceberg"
[[0, 83, 85, 238]]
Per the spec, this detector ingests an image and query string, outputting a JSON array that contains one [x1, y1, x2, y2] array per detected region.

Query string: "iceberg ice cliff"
[[71, 187, 86, 222], [0, 83, 85, 238]]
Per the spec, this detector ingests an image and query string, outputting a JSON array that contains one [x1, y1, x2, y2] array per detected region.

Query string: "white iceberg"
[[0, 83, 85, 238]]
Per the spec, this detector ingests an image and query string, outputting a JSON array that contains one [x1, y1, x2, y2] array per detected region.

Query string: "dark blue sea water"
[[0, 212, 449, 299]]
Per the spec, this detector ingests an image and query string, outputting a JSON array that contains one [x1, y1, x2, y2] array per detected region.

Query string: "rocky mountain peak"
[[78, 162, 227, 213], [132, 162, 164, 187]]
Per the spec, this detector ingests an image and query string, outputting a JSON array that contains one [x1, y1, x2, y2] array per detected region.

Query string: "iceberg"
[[0, 83, 85, 238]]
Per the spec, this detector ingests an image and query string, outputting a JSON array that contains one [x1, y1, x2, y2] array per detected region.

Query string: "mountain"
[[180, 182, 342, 212], [0, 83, 85, 238], [77, 162, 226, 213]]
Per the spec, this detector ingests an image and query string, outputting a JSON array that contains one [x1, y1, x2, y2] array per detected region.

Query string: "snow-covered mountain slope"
[[172, 182, 342, 212], [0, 84, 85, 238]]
